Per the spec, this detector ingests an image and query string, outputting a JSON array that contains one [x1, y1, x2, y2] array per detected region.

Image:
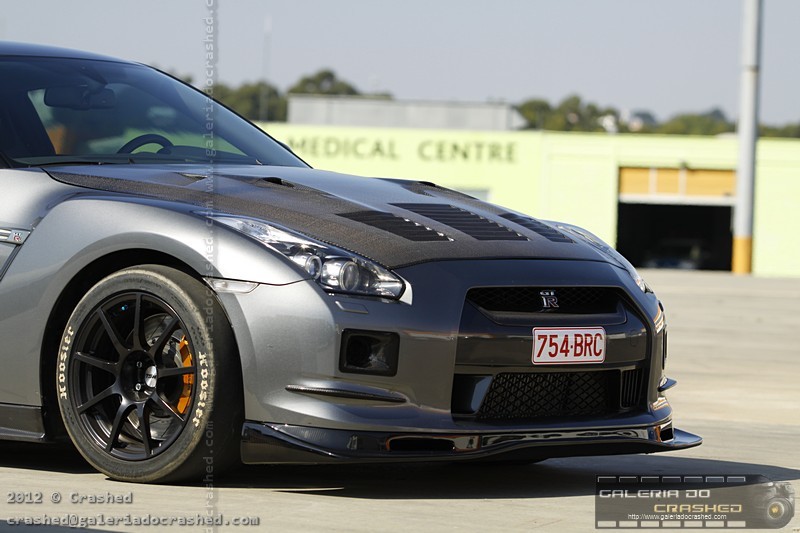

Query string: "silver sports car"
[[0, 42, 701, 483]]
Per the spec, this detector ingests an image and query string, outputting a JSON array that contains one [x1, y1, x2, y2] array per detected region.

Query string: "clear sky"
[[2, 0, 797, 124]]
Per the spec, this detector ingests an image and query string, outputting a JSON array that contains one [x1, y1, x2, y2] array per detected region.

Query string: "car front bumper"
[[212, 258, 701, 464]]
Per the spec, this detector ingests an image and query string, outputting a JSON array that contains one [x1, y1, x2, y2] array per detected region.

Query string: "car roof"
[[0, 41, 132, 63]]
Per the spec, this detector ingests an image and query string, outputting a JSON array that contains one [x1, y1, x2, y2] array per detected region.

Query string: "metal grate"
[[467, 287, 618, 314], [475, 371, 614, 421], [339, 211, 452, 242], [392, 203, 527, 241], [499, 213, 573, 243]]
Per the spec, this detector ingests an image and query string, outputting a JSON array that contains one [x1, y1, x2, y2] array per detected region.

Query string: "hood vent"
[[178, 172, 209, 182], [378, 178, 479, 200], [392, 203, 527, 241], [247, 176, 339, 198], [377, 178, 433, 197], [254, 176, 295, 188], [499, 213, 573, 243], [340, 211, 452, 242]]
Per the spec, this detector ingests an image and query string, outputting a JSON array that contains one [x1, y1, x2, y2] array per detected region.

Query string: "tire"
[[56, 265, 242, 483]]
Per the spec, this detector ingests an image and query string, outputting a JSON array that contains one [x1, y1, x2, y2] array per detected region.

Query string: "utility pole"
[[733, 0, 763, 274], [260, 16, 273, 123]]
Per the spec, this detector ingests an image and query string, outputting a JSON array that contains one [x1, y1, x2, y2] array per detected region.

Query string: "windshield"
[[0, 56, 306, 168]]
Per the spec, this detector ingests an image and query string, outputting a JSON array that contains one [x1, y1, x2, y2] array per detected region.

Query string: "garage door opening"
[[616, 203, 732, 271]]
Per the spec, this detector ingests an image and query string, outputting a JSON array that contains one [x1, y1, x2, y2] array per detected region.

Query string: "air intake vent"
[[475, 371, 614, 420], [339, 211, 452, 242], [620, 368, 645, 409], [392, 203, 527, 241], [499, 213, 573, 243]]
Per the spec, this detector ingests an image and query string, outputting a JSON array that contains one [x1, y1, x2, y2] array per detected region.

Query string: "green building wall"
[[261, 123, 800, 278]]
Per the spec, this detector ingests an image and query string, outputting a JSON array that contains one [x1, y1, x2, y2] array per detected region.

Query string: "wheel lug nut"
[[135, 383, 142, 391]]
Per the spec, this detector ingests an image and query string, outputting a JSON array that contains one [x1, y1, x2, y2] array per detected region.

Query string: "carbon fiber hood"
[[45, 165, 611, 269]]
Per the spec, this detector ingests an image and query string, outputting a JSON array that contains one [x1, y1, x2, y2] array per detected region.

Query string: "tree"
[[214, 81, 286, 121], [517, 94, 620, 132], [288, 69, 360, 96], [656, 108, 733, 136], [760, 122, 800, 138], [200, 74, 800, 136], [516, 98, 552, 130]]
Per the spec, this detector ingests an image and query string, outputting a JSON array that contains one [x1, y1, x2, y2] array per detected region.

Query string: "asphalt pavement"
[[0, 269, 797, 532]]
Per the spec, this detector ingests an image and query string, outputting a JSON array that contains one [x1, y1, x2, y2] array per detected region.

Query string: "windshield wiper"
[[32, 159, 133, 167]]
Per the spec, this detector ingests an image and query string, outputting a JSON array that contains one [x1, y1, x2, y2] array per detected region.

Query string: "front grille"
[[475, 371, 614, 421], [467, 287, 618, 314]]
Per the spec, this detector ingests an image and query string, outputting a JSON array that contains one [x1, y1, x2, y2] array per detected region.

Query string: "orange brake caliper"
[[176, 337, 194, 414]]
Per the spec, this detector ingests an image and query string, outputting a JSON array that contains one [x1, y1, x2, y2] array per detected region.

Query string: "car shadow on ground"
[[219, 455, 800, 499], [0, 442, 797, 501], [0, 442, 94, 475]]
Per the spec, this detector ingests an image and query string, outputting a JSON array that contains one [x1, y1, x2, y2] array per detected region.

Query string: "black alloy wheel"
[[57, 265, 242, 483]]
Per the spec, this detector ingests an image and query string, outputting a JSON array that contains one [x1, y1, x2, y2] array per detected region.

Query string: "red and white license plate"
[[532, 327, 606, 365]]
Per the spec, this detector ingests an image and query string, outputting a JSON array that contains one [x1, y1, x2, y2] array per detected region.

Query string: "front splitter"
[[240, 420, 702, 465]]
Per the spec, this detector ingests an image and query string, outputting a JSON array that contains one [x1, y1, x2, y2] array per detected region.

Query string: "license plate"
[[532, 327, 606, 365]]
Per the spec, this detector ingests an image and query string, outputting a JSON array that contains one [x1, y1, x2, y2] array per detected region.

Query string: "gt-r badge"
[[540, 289, 559, 308]]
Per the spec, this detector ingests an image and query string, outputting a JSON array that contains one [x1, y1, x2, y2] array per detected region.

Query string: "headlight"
[[555, 222, 650, 293], [212, 216, 405, 299]]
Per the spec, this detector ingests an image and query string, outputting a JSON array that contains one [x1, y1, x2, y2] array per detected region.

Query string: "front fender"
[[22, 195, 307, 285], [0, 195, 305, 405]]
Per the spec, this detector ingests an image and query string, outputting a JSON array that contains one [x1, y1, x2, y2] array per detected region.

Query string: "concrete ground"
[[0, 270, 797, 532]]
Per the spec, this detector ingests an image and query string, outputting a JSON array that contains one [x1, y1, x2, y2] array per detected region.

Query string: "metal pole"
[[733, 0, 763, 274], [260, 16, 272, 122]]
